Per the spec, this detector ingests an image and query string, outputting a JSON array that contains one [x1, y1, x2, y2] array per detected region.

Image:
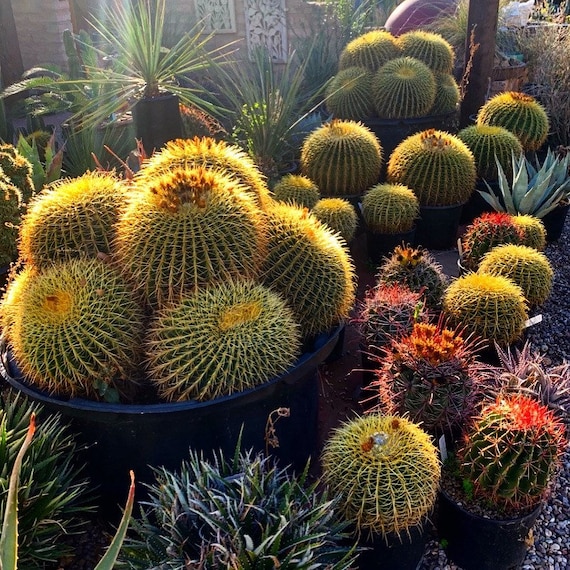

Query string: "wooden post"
[[0, 0, 24, 86], [459, 0, 500, 127]]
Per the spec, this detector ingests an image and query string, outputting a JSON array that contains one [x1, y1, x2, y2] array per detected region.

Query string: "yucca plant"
[[120, 448, 356, 569]]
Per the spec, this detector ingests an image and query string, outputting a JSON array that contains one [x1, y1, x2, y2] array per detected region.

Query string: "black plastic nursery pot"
[[542, 202, 570, 242], [437, 489, 541, 570], [415, 203, 464, 250], [366, 227, 416, 265], [0, 325, 342, 517]]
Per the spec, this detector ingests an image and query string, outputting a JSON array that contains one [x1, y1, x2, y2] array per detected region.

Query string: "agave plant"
[[478, 149, 570, 218]]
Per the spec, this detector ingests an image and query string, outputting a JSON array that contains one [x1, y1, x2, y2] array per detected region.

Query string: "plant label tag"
[[439, 434, 448, 462], [524, 314, 543, 328]]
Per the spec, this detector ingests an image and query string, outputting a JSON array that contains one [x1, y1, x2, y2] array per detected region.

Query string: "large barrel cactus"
[[476, 92, 550, 152], [146, 280, 301, 402], [113, 165, 267, 309], [387, 129, 476, 206], [300, 120, 382, 197], [18, 171, 128, 268], [372, 57, 437, 119], [339, 29, 401, 72], [321, 413, 440, 538], [396, 30, 455, 74], [260, 203, 356, 338], [325, 66, 375, 120], [458, 394, 566, 511], [362, 182, 419, 234], [6, 258, 145, 401]]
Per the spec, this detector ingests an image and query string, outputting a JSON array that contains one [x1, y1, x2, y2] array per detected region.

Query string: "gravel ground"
[[420, 215, 570, 570]]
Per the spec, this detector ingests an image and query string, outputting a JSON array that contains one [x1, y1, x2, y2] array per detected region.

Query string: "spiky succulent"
[[367, 320, 491, 436], [134, 137, 272, 208], [179, 104, 227, 140], [146, 279, 301, 402], [300, 120, 383, 197], [0, 144, 35, 203], [443, 272, 528, 347], [362, 183, 419, 234], [396, 30, 455, 74], [456, 124, 523, 180], [430, 73, 460, 116], [0, 172, 22, 267], [339, 29, 401, 72], [321, 414, 440, 538], [121, 448, 356, 569], [458, 394, 567, 512], [6, 258, 145, 402], [272, 173, 321, 209], [18, 170, 128, 268], [476, 91, 550, 152], [371, 57, 437, 120], [325, 66, 375, 120], [260, 203, 356, 338], [311, 198, 358, 242], [477, 244, 553, 307], [460, 211, 524, 271], [387, 129, 476, 206], [113, 165, 267, 309], [512, 214, 547, 251], [376, 244, 448, 310]]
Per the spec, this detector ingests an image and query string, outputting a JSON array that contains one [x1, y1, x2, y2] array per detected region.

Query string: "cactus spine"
[[513, 214, 547, 251], [325, 66, 375, 120], [396, 30, 455, 74], [362, 183, 419, 233], [339, 30, 401, 72], [272, 174, 320, 209], [430, 73, 460, 116], [321, 414, 440, 538], [311, 198, 358, 243]]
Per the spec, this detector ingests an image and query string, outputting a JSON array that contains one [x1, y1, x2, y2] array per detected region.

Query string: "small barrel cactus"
[[260, 203, 356, 338], [396, 30, 455, 74], [387, 129, 476, 207], [325, 66, 375, 120], [146, 279, 301, 402], [376, 244, 448, 310], [179, 104, 227, 140], [443, 272, 528, 347], [458, 394, 567, 511], [312, 197, 358, 243], [300, 119, 383, 197], [6, 258, 145, 401], [476, 91, 550, 152], [513, 214, 547, 251], [0, 173, 22, 267], [362, 183, 419, 234], [114, 165, 267, 309], [321, 413, 440, 538], [456, 124, 523, 181], [430, 73, 460, 116], [339, 29, 401, 72], [460, 211, 524, 271], [367, 320, 490, 436], [0, 143, 35, 203], [371, 57, 437, 120], [477, 244, 554, 307], [18, 170, 128, 268], [272, 174, 320, 209]]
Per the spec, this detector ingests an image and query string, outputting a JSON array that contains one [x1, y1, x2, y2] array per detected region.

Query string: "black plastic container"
[[542, 202, 569, 242], [437, 489, 541, 570], [415, 203, 464, 250], [366, 227, 416, 265], [0, 326, 341, 517]]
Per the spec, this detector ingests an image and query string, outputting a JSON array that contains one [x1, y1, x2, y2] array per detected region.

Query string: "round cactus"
[[0, 173, 22, 267], [260, 203, 356, 338], [135, 137, 272, 208], [146, 279, 301, 402], [0, 143, 35, 203], [458, 394, 566, 511], [272, 174, 320, 209], [179, 104, 227, 140], [321, 413, 440, 537], [513, 214, 547, 251], [456, 124, 523, 180], [325, 66, 375, 120], [387, 129, 476, 206], [114, 165, 267, 309], [371, 57, 437, 120], [311, 198, 358, 242], [300, 120, 383, 197], [362, 183, 419, 234], [7, 258, 145, 401], [477, 244, 554, 307], [430, 73, 460, 116], [377, 244, 448, 310], [460, 211, 524, 271], [476, 92, 550, 152], [367, 320, 490, 436], [18, 171, 128, 268], [339, 30, 401, 72], [396, 30, 455, 74], [443, 272, 528, 347]]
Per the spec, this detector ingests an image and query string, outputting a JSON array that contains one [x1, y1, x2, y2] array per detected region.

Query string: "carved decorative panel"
[[194, 0, 237, 33], [245, 0, 288, 63]]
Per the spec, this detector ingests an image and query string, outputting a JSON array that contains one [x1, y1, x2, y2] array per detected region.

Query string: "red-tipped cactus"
[[458, 394, 567, 512]]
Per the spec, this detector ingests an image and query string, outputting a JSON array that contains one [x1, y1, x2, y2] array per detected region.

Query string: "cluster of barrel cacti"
[[1, 136, 356, 403]]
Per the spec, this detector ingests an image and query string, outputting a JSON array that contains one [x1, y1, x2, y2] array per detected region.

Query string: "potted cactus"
[[437, 393, 567, 570], [321, 413, 441, 570], [312, 197, 359, 243]]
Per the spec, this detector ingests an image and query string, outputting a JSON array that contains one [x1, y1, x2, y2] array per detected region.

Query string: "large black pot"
[[0, 326, 341, 517], [415, 203, 464, 250], [542, 202, 569, 242], [437, 489, 541, 570]]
